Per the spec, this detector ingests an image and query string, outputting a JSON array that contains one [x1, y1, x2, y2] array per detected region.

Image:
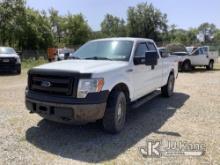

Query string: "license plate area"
[[36, 104, 52, 115], [3, 59, 10, 63]]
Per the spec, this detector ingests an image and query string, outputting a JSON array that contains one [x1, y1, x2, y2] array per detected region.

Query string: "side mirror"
[[64, 52, 70, 60], [145, 51, 158, 66]]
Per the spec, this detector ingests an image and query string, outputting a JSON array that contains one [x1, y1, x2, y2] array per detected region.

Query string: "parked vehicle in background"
[[25, 38, 178, 133], [47, 48, 75, 62], [0, 47, 21, 74], [56, 48, 75, 61], [158, 47, 170, 58], [171, 46, 218, 71]]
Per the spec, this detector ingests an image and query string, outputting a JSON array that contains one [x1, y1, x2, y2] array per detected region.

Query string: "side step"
[[131, 90, 161, 109]]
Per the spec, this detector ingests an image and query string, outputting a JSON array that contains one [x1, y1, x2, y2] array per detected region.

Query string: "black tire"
[[16, 65, 21, 74], [206, 61, 214, 70], [182, 61, 192, 72], [103, 91, 127, 134], [161, 73, 175, 97]]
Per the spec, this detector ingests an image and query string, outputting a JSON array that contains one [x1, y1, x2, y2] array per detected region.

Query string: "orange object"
[[47, 48, 57, 62]]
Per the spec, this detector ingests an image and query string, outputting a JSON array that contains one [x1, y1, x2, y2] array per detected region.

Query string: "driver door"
[[191, 48, 209, 65], [132, 42, 162, 100]]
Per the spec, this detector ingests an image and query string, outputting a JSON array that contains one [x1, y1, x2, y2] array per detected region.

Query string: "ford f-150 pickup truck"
[[25, 38, 178, 133]]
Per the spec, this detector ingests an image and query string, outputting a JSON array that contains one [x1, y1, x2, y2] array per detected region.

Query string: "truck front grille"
[[29, 74, 75, 96], [0, 57, 16, 65]]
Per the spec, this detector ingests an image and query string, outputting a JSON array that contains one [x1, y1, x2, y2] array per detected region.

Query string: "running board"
[[131, 90, 161, 109]]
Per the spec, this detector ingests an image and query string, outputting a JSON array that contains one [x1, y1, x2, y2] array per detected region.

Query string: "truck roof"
[[90, 37, 154, 43]]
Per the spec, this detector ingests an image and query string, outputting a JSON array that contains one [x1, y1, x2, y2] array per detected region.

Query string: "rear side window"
[[199, 48, 204, 55], [147, 42, 157, 51], [147, 42, 159, 58], [135, 43, 149, 57]]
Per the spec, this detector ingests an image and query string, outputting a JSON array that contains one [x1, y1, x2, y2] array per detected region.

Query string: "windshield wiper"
[[84, 56, 112, 61], [69, 56, 80, 59]]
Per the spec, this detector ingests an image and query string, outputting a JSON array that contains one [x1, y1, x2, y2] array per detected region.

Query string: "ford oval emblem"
[[41, 81, 51, 87]]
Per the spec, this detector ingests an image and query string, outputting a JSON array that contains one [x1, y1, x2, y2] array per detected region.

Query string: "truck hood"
[[34, 60, 129, 73], [0, 54, 19, 58]]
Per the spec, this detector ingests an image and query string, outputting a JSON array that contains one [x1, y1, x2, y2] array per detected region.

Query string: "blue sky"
[[26, 0, 220, 31]]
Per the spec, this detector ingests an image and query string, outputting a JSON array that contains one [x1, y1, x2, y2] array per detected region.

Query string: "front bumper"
[[25, 90, 109, 124], [0, 63, 20, 72]]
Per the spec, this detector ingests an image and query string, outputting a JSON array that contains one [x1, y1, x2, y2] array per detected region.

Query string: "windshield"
[[171, 52, 188, 56], [73, 40, 134, 61], [0, 47, 16, 54]]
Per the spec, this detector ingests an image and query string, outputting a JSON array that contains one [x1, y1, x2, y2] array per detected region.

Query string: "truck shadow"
[[0, 72, 19, 76], [25, 92, 189, 163], [183, 68, 220, 74]]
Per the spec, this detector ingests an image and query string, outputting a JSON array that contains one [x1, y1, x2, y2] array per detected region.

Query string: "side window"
[[147, 42, 157, 51], [135, 43, 148, 57], [199, 48, 204, 55], [194, 49, 200, 55], [147, 42, 159, 58]]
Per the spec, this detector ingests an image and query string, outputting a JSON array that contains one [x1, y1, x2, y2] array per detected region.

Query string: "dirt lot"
[[0, 65, 220, 165]]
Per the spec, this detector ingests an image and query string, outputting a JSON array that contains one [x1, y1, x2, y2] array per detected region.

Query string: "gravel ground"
[[0, 65, 220, 165]]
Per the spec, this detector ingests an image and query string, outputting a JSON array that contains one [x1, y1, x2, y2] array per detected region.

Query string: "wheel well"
[[183, 59, 191, 64], [170, 69, 174, 75], [210, 59, 214, 63], [110, 83, 130, 103]]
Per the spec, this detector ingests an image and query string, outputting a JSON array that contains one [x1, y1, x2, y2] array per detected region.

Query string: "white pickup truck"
[[171, 46, 218, 71], [25, 38, 178, 133]]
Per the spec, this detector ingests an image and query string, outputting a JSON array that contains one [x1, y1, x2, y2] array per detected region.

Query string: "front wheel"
[[16, 65, 21, 74], [103, 91, 127, 134], [161, 74, 175, 97]]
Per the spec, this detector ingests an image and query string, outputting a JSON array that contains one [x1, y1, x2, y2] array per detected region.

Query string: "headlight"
[[77, 78, 104, 98], [15, 56, 21, 64]]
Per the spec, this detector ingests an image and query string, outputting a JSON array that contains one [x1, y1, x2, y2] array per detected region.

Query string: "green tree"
[[101, 14, 127, 37], [198, 23, 217, 42], [186, 28, 198, 45], [166, 43, 187, 53], [0, 0, 26, 46], [49, 8, 65, 46], [166, 27, 198, 46], [18, 8, 53, 50], [127, 2, 168, 41], [213, 30, 220, 43], [64, 14, 91, 46]]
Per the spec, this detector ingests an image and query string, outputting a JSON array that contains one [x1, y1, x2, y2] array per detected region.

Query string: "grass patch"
[[21, 57, 48, 69], [215, 63, 220, 69]]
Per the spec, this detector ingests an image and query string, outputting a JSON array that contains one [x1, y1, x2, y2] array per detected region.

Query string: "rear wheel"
[[103, 91, 127, 134], [206, 61, 214, 70], [161, 74, 175, 97]]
